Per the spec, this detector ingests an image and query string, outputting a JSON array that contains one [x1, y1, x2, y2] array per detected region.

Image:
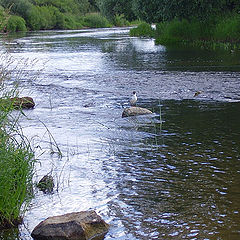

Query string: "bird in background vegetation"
[[130, 91, 137, 106]]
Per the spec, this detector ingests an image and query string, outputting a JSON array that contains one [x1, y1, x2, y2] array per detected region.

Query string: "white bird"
[[130, 91, 137, 106]]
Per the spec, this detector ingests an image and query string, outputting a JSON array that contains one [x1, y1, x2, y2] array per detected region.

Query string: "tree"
[[97, 0, 135, 21], [132, 0, 236, 23]]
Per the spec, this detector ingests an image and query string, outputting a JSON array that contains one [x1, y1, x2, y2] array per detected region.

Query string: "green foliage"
[[97, 0, 135, 21], [154, 15, 240, 49], [130, 22, 154, 37], [6, 15, 27, 32], [0, 5, 9, 32], [155, 19, 214, 45], [131, 0, 237, 23], [113, 14, 129, 27], [214, 15, 240, 42], [0, 55, 35, 228], [32, 0, 85, 14], [0, 133, 34, 227], [84, 12, 111, 28]]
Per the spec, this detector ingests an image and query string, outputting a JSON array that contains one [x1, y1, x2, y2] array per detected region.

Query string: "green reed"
[[0, 54, 35, 229]]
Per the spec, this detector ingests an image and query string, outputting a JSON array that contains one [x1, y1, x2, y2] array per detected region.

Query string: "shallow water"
[[0, 28, 240, 240]]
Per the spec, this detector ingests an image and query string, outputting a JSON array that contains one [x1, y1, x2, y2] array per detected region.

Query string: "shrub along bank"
[[0, 0, 114, 32], [130, 15, 240, 50]]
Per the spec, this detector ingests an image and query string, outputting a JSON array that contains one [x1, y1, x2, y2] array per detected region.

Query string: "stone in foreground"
[[122, 107, 153, 118], [31, 211, 109, 240]]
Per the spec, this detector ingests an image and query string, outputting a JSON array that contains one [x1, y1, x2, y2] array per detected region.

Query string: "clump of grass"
[[0, 54, 35, 229], [214, 14, 240, 42], [155, 19, 212, 45], [130, 22, 155, 37], [84, 13, 111, 28], [113, 14, 130, 27], [154, 15, 240, 50]]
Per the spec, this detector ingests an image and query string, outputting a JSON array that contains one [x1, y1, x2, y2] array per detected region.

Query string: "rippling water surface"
[[0, 28, 240, 240]]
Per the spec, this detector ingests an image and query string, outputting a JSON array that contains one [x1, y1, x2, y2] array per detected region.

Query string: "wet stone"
[[31, 211, 109, 240], [122, 106, 153, 118]]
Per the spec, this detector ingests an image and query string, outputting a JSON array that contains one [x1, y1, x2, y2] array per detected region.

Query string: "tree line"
[[1, 0, 240, 32], [97, 0, 240, 22]]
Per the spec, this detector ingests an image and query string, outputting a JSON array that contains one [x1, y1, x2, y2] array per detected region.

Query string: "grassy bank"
[[0, 57, 35, 229], [130, 15, 240, 50]]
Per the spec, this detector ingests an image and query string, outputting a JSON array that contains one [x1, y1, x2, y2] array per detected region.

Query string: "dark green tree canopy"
[[96, 0, 240, 22], [97, 0, 136, 21]]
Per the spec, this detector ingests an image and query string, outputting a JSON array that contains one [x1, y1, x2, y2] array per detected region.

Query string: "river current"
[[0, 27, 240, 240]]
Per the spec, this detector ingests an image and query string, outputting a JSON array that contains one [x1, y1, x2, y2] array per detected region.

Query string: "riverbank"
[[130, 15, 240, 50]]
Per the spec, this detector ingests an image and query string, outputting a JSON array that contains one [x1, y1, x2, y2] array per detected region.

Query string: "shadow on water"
[[1, 28, 240, 240]]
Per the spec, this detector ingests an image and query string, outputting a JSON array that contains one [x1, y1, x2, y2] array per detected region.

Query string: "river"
[[0, 27, 240, 240]]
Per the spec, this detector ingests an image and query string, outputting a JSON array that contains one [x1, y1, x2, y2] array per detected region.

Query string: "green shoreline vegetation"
[[0, 56, 35, 229], [0, 0, 135, 32], [130, 15, 240, 50], [0, 0, 240, 51]]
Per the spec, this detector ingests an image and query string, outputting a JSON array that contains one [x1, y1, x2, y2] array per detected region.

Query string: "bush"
[[155, 19, 215, 45], [84, 13, 111, 28], [130, 22, 154, 37], [6, 15, 27, 32], [214, 15, 240, 42], [113, 14, 130, 27], [62, 14, 78, 29]]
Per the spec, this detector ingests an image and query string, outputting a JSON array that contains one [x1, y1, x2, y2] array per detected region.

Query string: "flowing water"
[[0, 27, 240, 240]]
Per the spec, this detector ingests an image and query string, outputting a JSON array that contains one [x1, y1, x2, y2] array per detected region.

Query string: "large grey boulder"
[[122, 107, 153, 118], [31, 211, 109, 240]]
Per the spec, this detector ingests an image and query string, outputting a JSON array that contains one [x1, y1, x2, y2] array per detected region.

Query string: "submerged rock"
[[31, 211, 109, 240], [11, 97, 35, 109], [37, 175, 54, 193], [122, 107, 153, 118]]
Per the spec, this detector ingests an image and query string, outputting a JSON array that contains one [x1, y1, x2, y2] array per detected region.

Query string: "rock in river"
[[122, 106, 153, 118], [37, 175, 54, 193], [31, 211, 109, 240], [11, 97, 35, 109]]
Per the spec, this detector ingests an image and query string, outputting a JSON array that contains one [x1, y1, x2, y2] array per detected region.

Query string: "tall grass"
[[0, 54, 35, 229], [214, 14, 240, 42], [154, 14, 240, 49]]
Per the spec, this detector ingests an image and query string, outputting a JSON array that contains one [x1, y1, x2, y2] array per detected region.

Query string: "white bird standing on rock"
[[130, 91, 137, 106]]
